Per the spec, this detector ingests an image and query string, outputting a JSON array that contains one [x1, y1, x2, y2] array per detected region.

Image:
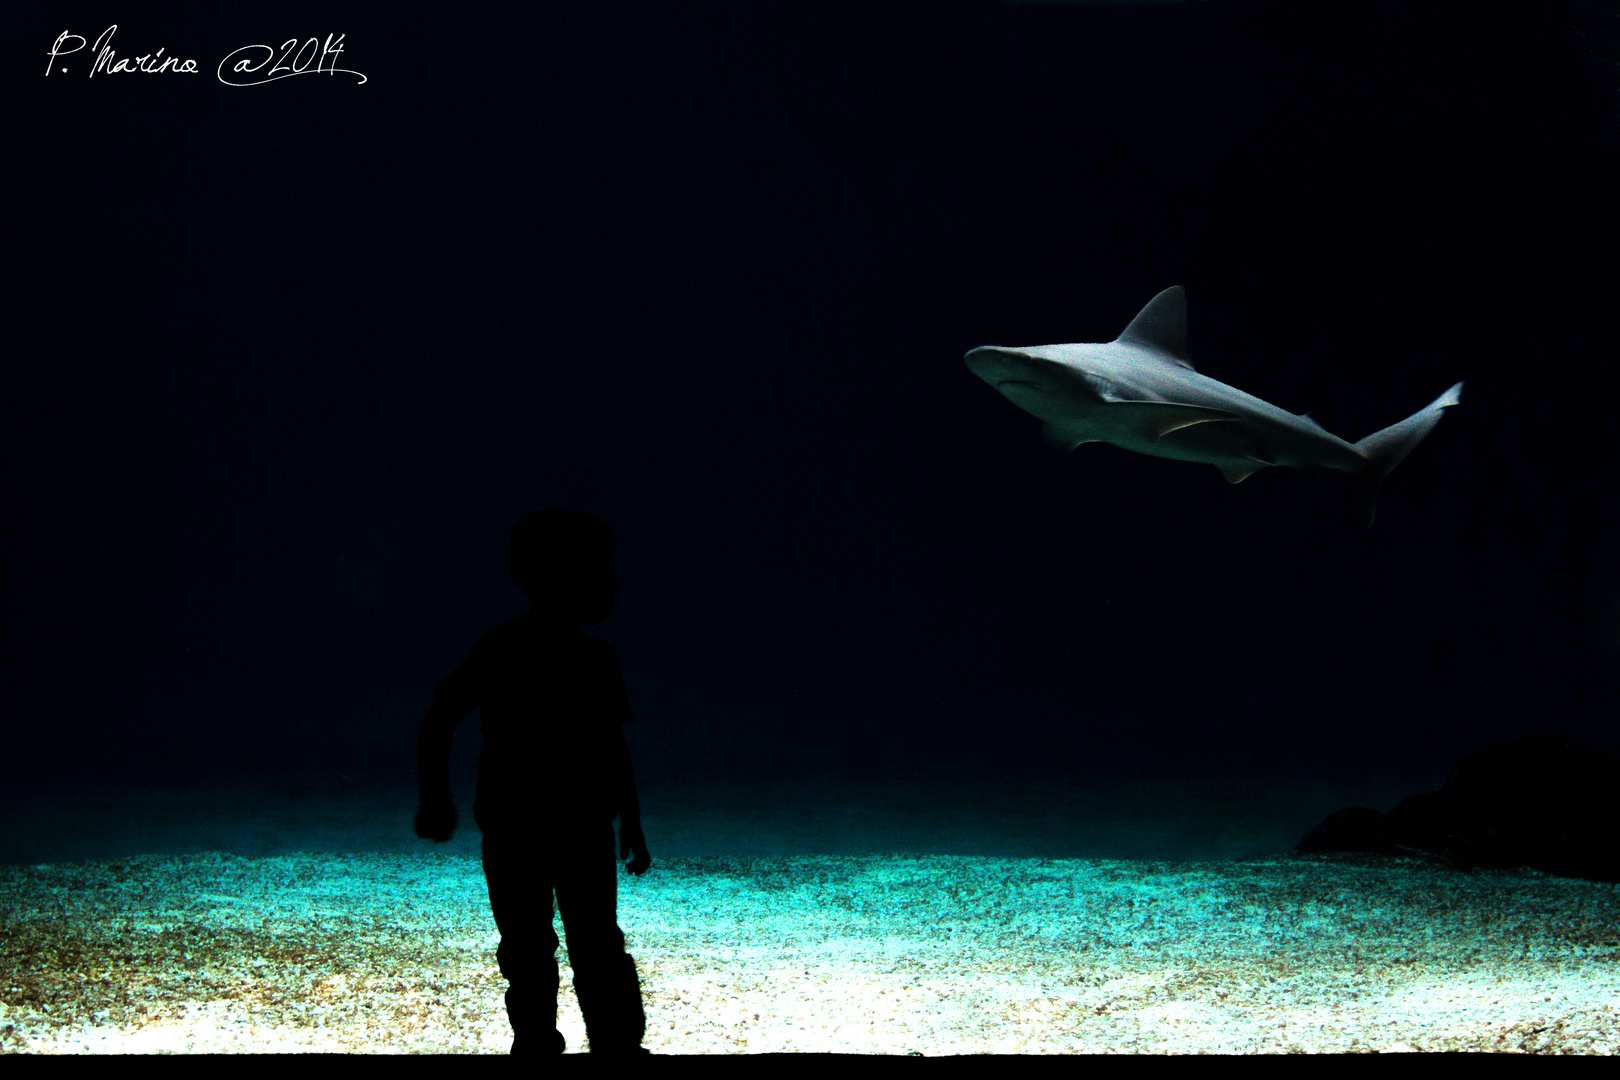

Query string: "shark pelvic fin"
[[1041, 424, 1094, 451], [1218, 453, 1276, 485], [1218, 461, 1269, 484], [1117, 285, 1194, 370]]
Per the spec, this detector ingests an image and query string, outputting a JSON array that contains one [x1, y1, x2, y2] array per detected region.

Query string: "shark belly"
[[1104, 410, 1366, 476]]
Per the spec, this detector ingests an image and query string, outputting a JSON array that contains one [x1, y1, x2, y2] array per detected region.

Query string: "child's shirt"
[[432, 611, 634, 822]]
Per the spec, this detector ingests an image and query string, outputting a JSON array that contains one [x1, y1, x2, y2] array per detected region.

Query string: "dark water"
[[0, 769, 1432, 867]]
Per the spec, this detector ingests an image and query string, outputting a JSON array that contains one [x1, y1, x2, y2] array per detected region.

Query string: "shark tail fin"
[[1349, 381, 1463, 528]]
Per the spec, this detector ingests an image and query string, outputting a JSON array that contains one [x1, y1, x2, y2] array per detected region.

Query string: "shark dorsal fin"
[[1117, 285, 1193, 370], [1296, 411, 1329, 433]]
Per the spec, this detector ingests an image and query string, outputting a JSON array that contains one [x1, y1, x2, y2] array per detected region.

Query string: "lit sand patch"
[[2, 852, 1617, 1053]]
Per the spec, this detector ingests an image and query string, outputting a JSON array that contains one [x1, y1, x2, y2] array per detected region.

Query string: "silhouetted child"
[[414, 509, 651, 1054]]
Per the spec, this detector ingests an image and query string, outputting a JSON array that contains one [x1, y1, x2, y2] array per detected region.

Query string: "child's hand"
[[620, 820, 652, 876], [414, 799, 457, 842]]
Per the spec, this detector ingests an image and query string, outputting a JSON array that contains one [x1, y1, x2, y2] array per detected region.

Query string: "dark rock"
[[1386, 791, 1460, 861], [1295, 736, 1620, 882], [1295, 807, 1401, 856]]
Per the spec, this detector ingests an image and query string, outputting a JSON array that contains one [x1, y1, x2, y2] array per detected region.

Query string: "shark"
[[964, 286, 1462, 527]]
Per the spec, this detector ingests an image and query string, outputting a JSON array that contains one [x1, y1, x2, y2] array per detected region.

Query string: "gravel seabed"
[[3, 851, 1618, 1054]]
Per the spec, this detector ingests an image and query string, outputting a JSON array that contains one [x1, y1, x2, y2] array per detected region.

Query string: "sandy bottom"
[[3, 849, 1618, 1054]]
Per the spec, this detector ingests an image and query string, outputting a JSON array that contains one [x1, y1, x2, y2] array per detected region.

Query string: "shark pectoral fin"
[[1041, 424, 1093, 451], [1153, 414, 1235, 438], [1104, 402, 1238, 440]]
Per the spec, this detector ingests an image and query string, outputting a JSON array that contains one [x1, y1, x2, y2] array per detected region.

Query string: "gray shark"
[[964, 286, 1462, 527]]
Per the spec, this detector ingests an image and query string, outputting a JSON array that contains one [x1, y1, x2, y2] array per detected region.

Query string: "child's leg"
[[555, 819, 647, 1053], [482, 830, 564, 1053]]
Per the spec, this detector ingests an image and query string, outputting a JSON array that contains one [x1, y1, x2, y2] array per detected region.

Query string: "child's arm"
[[414, 700, 461, 842], [614, 727, 651, 875]]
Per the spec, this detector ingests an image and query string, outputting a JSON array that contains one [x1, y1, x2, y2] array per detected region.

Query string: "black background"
[[6, 1, 1619, 805]]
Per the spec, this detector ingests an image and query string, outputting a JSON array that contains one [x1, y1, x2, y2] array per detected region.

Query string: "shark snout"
[[964, 345, 1034, 386], [964, 345, 1025, 363]]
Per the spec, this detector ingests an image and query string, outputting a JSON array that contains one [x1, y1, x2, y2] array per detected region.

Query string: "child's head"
[[508, 509, 617, 623]]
